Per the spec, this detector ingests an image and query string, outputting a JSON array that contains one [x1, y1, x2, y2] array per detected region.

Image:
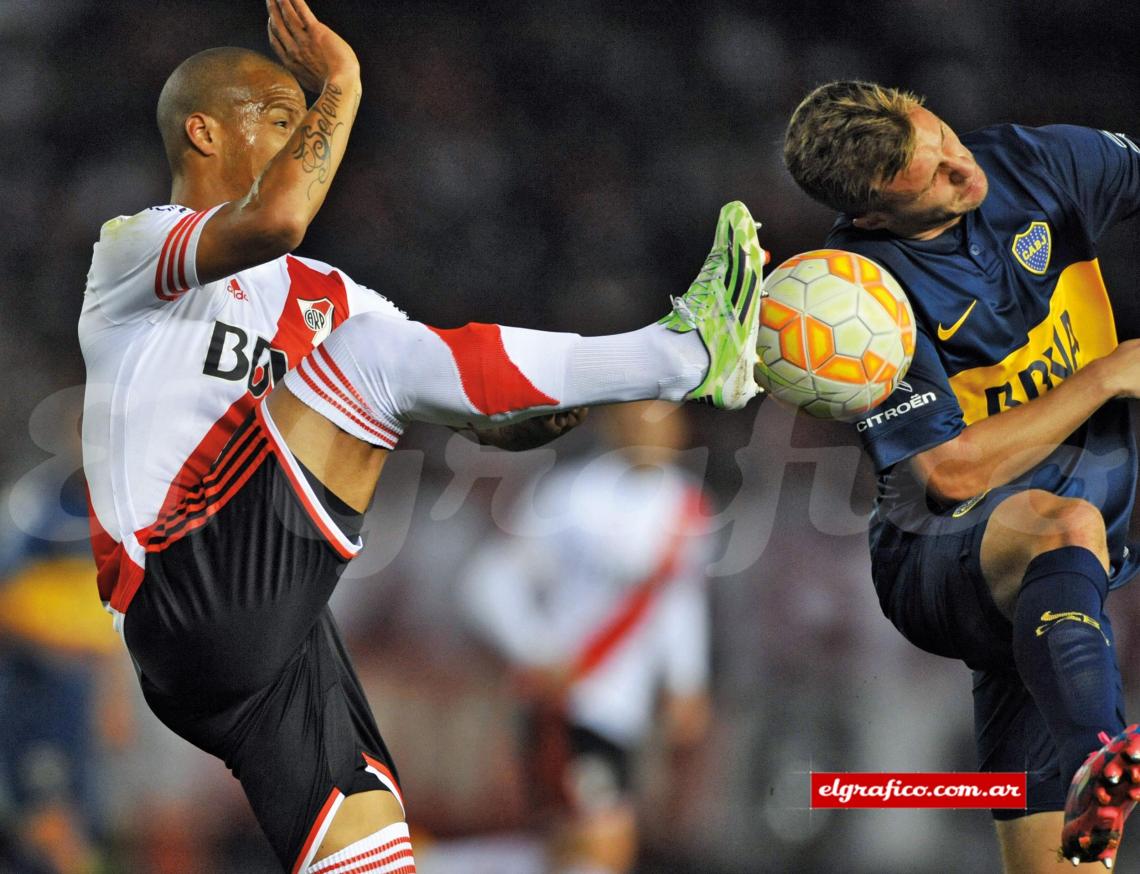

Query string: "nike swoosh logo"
[[937, 300, 978, 341], [1035, 610, 1110, 645]]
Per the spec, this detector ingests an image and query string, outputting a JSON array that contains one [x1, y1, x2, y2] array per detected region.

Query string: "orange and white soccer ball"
[[756, 249, 916, 420]]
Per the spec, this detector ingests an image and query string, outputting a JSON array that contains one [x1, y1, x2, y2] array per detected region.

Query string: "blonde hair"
[[784, 81, 924, 215]]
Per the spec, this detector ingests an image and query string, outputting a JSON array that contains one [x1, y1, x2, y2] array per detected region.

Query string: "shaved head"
[[157, 47, 296, 174]]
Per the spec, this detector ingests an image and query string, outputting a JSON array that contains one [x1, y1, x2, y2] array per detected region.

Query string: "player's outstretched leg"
[[1060, 725, 1140, 868], [278, 202, 766, 448]]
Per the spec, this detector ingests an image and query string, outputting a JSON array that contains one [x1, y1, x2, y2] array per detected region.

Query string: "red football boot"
[[1061, 724, 1140, 868]]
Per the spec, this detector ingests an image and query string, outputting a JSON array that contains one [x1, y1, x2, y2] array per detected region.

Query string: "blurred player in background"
[[79, 1, 764, 871], [0, 408, 132, 874], [785, 81, 1140, 870], [462, 401, 712, 874]]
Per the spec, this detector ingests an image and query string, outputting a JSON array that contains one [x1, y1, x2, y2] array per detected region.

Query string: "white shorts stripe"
[[259, 403, 364, 557], [364, 764, 406, 817]]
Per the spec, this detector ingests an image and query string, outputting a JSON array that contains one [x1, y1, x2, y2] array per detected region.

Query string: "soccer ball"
[[756, 249, 916, 420]]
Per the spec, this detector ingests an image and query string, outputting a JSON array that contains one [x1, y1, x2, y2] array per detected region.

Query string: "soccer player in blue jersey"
[[784, 81, 1140, 871]]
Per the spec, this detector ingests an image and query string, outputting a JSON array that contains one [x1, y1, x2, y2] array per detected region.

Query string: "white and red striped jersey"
[[79, 204, 406, 623], [461, 458, 712, 747]]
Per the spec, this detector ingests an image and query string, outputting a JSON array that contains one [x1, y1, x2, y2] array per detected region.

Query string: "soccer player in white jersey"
[[78, 2, 765, 872], [463, 401, 712, 874]]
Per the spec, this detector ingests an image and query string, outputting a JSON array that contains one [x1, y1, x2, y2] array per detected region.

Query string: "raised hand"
[[266, 0, 359, 93]]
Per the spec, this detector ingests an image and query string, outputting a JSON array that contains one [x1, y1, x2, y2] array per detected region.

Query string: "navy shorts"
[[871, 486, 1131, 820], [123, 407, 403, 870]]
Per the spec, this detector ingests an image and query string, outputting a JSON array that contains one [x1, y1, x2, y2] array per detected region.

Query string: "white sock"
[[281, 314, 707, 446], [304, 821, 415, 873], [564, 323, 707, 404]]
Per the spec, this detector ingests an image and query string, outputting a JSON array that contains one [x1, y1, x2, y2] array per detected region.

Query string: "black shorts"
[[524, 709, 632, 814], [564, 724, 632, 803], [871, 485, 1130, 820], [123, 407, 402, 871]]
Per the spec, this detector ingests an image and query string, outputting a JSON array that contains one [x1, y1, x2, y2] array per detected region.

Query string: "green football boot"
[[659, 201, 767, 410]]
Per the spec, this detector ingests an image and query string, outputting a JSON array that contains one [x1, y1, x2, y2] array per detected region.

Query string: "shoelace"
[[695, 249, 725, 283], [670, 248, 728, 328], [669, 295, 698, 328], [668, 238, 767, 330]]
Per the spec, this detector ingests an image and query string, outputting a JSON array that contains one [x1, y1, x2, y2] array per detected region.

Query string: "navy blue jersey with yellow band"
[[827, 124, 1140, 581]]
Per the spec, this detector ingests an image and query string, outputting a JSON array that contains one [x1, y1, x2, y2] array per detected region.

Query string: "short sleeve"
[[85, 204, 223, 323], [1026, 125, 1140, 240], [854, 328, 965, 472]]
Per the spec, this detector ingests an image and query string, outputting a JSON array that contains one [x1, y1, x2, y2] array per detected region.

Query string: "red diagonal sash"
[[570, 488, 706, 681]]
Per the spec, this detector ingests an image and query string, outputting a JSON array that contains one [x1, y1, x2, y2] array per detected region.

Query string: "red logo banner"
[[810, 772, 1026, 809]]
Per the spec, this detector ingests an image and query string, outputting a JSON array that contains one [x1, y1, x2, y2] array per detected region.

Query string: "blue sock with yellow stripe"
[[1011, 546, 1123, 784]]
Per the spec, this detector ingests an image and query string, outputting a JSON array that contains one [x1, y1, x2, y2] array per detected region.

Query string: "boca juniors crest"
[[297, 298, 335, 344], [1011, 221, 1051, 275]]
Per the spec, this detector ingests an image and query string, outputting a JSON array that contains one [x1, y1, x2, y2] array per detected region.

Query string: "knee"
[[983, 492, 1110, 613], [1019, 491, 1108, 563], [334, 311, 417, 356], [323, 313, 431, 389]]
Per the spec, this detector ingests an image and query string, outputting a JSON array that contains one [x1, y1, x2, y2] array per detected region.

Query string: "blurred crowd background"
[[3, 1, 1140, 872]]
